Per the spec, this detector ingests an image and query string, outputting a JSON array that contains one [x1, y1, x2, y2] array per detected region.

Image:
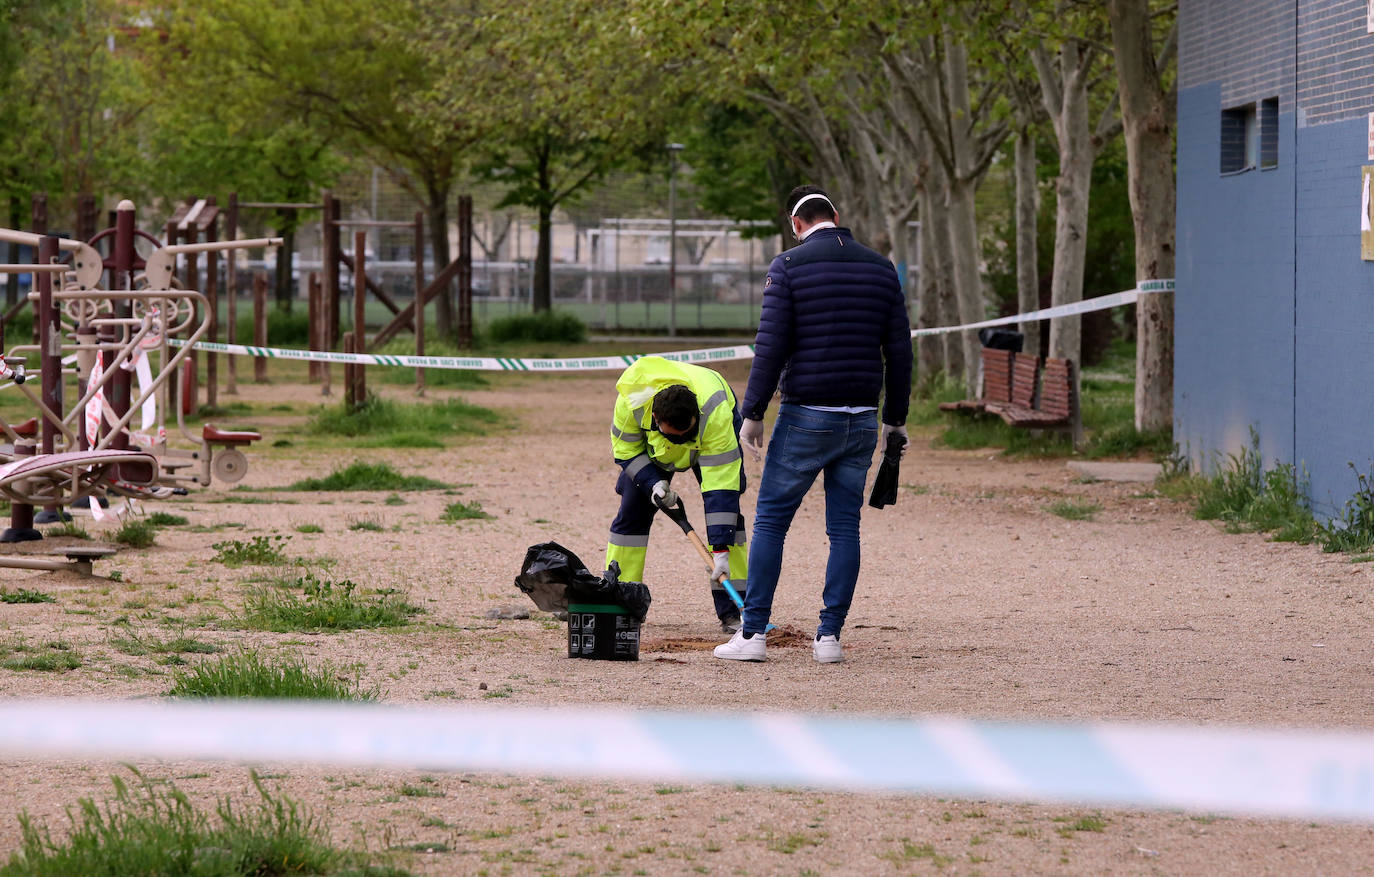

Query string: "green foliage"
[[0, 769, 401, 875], [1315, 465, 1374, 554], [211, 535, 290, 567], [45, 520, 90, 541], [1046, 500, 1100, 521], [168, 650, 378, 701], [146, 512, 189, 527], [441, 501, 492, 522], [347, 519, 383, 532], [0, 589, 55, 605], [305, 396, 502, 448], [241, 574, 421, 632], [1191, 434, 1316, 542], [294, 523, 324, 534], [287, 462, 448, 492], [485, 311, 587, 344], [235, 308, 312, 349], [113, 519, 156, 549], [0, 641, 80, 673]]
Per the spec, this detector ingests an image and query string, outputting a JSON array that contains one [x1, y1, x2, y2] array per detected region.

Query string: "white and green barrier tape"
[[168, 281, 1173, 372]]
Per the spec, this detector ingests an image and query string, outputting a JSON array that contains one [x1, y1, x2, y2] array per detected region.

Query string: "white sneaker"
[[713, 629, 766, 661], [813, 634, 843, 663]]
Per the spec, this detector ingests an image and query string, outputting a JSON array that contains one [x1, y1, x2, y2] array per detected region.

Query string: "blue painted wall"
[[1175, 82, 1296, 473], [1178, 0, 1374, 516]]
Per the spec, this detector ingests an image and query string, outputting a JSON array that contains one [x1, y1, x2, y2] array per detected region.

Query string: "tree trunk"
[[1107, 0, 1175, 432], [946, 175, 983, 394], [925, 164, 964, 380], [274, 226, 295, 312], [533, 202, 553, 312], [1014, 126, 1041, 357], [915, 190, 945, 383], [5, 196, 19, 307], [1036, 39, 1094, 367], [425, 189, 453, 336]]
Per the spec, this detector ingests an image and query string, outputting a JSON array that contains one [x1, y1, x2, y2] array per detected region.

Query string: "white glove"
[[650, 480, 678, 511], [711, 550, 731, 583], [739, 418, 766, 462], [880, 423, 909, 458]]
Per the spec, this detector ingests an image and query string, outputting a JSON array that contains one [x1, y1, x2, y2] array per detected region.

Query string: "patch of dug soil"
[[643, 624, 811, 652]]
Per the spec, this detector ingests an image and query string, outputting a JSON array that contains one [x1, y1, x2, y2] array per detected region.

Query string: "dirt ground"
[[2, 361, 1374, 876]]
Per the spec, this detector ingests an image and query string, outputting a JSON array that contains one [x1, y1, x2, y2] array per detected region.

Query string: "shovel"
[[660, 498, 774, 632]]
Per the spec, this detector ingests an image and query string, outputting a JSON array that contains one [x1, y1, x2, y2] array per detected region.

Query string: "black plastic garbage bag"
[[515, 542, 652, 622], [868, 432, 906, 509], [978, 327, 1024, 352]]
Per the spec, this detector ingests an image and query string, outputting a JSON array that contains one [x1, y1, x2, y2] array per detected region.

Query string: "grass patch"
[[0, 768, 405, 875], [441, 500, 492, 522], [241, 574, 422, 633], [1315, 465, 1374, 554], [146, 512, 188, 527], [1187, 432, 1317, 542], [167, 650, 378, 701], [45, 520, 90, 540], [1046, 500, 1101, 521], [375, 336, 488, 389], [486, 310, 586, 343], [108, 625, 218, 658], [305, 395, 502, 448], [1, 642, 81, 673], [0, 589, 55, 604], [295, 523, 324, 534], [286, 461, 448, 492], [212, 535, 290, 567], [113, 519, 156, 549], [347, 518, 384, 532]]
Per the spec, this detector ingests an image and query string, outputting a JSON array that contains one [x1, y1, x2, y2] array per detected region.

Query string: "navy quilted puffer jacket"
[[741, 227, 913, 426]]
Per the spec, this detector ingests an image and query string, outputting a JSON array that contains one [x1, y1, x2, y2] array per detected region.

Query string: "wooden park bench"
[[943, 352, 1083, 449], [938, 347, 1014, 413]]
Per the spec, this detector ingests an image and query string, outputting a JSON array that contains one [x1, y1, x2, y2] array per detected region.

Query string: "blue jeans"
[[742, 405, 879, 637]]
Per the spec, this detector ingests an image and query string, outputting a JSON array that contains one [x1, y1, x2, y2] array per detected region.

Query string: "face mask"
[[652, 418, 698, 444]]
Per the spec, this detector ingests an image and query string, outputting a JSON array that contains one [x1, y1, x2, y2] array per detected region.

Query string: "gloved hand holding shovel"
[[659, 499, 774, 632]]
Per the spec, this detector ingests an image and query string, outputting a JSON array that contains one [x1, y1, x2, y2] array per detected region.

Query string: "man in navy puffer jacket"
[[714, 185, 912, 664]]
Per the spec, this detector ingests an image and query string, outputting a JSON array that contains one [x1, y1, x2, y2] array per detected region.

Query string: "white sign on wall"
[[1369, 0, 1374, 33]]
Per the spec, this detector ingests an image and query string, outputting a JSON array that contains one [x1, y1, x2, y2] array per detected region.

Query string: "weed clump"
[[0, 589, 55, 605], [241, 574, 421, 632], [1316, 465, 1374, 553], [287, 462, 447, 492], [167, 650, 378, 701], [306, 395, 501, 448], [114, 519, 156, 549], [1189, 434, 1315, 541], [1, 768, 399, 875], [442, 500, 492, 522], [212, 535, 290, 567]]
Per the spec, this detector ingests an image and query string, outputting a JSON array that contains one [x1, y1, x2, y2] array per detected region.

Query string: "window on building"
[[1221, 104, 1255, 173], [1260, 97, 1279, 169], [1221, 98, 1279, 173]]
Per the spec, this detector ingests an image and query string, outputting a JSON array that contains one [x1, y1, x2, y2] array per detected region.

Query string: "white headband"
[[790, 193, 835, 217]]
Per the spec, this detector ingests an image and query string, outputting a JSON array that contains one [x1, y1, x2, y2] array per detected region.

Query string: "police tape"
[[0, 699, 1367, 821], [165, 338, 757, 371], [164, 280, 1173, 372]]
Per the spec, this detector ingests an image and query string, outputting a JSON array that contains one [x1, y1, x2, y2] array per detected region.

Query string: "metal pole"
[[668, 149, 678, 337], [226, 193, 239, 394], [353, 230, 366, 406], [414, 211, 425, 393], [204, 199, 218, 408]]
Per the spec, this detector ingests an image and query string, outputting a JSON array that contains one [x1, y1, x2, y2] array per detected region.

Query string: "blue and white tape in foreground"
[[0, 699, 1370, 822]]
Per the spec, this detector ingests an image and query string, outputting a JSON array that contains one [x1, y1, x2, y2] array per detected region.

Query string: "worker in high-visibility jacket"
[[607, 356, 748, 632]]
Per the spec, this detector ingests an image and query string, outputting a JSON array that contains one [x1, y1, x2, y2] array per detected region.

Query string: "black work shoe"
[[719, 613, 741, 634]]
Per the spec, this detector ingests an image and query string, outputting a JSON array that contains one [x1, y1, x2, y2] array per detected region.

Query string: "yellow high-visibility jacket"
[[611, 356, 743, 547]]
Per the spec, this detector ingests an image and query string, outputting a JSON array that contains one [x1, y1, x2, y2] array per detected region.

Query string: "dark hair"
[[652, 384, 698, 431], [785, 185, 837, 224]]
